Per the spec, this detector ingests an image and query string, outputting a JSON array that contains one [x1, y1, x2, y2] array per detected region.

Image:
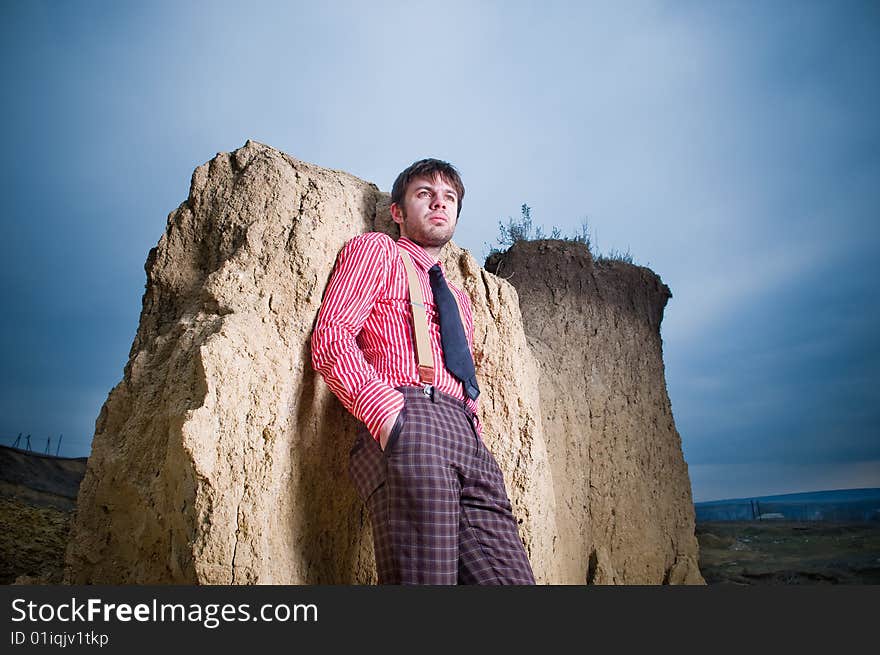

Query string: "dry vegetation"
[[0, 496, 72, 584]]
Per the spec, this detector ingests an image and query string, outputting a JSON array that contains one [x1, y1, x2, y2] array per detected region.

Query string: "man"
[[311, 158, 535, 585]]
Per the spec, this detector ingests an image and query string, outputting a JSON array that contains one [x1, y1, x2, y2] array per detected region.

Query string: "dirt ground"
[[0, 496, 72, 584], [696, 520, 880, 585]]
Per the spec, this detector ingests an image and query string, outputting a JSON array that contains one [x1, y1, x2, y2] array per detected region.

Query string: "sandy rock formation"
[[486, 241, 704, 584], [64, 141, 556, 584]]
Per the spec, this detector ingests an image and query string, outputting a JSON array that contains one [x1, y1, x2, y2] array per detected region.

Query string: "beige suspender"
[[399, 250, 434, 384], [398, 248, 466, 386]]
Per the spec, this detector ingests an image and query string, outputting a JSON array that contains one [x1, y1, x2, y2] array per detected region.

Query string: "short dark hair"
[[391, 158, 465, 218]]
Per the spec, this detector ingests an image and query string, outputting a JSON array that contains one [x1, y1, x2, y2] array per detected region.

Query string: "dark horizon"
[[696, 486, 880, 506]]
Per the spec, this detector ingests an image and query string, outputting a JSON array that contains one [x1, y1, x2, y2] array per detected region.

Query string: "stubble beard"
[[401, 211, 455, 249]]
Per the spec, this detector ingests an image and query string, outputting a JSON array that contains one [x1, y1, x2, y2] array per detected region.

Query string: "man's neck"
[[402, 236, 442, 262]]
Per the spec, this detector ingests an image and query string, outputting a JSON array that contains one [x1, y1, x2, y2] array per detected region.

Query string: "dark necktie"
[[428, 264, 480, 401]]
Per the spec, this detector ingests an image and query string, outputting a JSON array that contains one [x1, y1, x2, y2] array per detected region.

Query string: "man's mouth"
[[429, 214, 447, 222]]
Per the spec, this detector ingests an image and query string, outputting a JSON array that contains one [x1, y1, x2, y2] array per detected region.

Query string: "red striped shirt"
[[311, 232, 482, 441]]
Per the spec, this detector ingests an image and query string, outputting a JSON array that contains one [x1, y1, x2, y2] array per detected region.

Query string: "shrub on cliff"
[[484, 204, 633, 264]]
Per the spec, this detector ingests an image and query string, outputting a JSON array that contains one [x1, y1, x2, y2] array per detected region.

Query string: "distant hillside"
[[0, 445, 87, 511], [695, 488, 880, 522]]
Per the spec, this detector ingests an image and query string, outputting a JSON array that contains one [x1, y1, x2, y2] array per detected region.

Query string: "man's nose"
[[430, 195, 446, 209]]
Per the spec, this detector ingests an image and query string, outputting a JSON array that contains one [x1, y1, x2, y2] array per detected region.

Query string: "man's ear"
[[390, 202, 403, 225]]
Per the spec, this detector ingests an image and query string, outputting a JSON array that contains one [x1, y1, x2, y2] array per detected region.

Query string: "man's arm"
[[311, 233, 405, 443]]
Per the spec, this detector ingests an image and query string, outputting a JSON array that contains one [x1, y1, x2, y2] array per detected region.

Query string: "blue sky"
[[1, 1, 877, 502]]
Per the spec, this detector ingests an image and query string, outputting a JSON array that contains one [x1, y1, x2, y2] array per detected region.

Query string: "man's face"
[[391, 175, 459, 250]]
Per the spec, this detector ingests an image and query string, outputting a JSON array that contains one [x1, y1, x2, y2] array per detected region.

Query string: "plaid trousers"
[[348, 385, 536, 585]]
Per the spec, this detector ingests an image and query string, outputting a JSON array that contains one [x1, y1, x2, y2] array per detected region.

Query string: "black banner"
[[1, 585, 875, 650]]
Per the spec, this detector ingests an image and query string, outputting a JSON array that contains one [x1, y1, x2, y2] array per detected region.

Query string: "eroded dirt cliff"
[[487, 241, 703, 583]]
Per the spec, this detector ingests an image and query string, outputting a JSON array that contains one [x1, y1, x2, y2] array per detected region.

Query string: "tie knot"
[[428, 264, 443, 278]]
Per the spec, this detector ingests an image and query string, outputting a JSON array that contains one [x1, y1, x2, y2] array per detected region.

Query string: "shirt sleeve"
[[311, 234, 405, 441]]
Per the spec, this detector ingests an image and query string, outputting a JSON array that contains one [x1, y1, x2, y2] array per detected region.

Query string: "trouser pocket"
[[383, 408, 406, 453]]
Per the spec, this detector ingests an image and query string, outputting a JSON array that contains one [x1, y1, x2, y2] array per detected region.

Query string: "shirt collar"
[[396, 236, 444, 273]]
